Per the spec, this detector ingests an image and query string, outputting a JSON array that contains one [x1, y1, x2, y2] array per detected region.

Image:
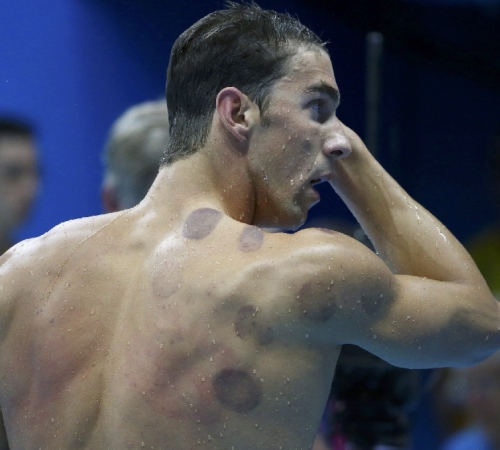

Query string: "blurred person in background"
[[0, 116, 40, 254], [440, 351, 500, 450], [101, 99, 169, 213]]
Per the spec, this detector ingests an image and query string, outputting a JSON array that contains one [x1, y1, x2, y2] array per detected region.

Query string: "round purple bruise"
[[212, 368, 262, 413], [183, 208, 222, 240]]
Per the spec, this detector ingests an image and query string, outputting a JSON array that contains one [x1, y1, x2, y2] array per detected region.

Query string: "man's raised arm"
[[329, 124, 500, 368]]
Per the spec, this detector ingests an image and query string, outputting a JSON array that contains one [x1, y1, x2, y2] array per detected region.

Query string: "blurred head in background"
[[0, 117, 40, 253], [101, 100, 169, 212]]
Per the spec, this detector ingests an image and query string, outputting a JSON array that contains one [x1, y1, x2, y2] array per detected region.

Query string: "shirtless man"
[[0, 3, 499, 450]]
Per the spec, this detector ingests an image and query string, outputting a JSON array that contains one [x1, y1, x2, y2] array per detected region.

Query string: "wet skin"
[[245, 47, 347, 230], [0, 209, 348, 450]]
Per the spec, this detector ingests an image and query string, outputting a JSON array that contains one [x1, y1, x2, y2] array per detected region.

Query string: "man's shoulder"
[[0, 215, 117, 266], [265, 226, 371, 261], [228, 226, 382, 292], [0, 213, 126, 323], [0, 213, 123, 281]]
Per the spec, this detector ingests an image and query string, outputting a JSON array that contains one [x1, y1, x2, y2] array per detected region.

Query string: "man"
[[0, 3, 499, 449], [101, 100, 169, 212], [0, 117, 39, 255]]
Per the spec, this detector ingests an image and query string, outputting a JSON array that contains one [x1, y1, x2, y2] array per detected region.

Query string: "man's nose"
[[322, 129, 352, 160]]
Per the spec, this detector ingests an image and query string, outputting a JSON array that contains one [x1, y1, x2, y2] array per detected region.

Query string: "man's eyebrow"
[[304, 83, 340, 105]]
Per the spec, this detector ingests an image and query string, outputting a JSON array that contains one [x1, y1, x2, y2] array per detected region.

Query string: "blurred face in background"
[[0, 135, 40, 233]]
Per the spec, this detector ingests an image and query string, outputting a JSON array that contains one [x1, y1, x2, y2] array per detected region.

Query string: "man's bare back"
[[0, 205, 363, 449], [1, 3, 500, 449]]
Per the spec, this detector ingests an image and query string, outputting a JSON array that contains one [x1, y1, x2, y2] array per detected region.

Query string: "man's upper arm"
[[354, 273, 500, 369], [263, 228, 500, 369], [321, 239, 500, 369]]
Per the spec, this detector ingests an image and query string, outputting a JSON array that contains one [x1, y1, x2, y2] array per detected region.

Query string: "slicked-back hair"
[[161, 1, 326, 166]]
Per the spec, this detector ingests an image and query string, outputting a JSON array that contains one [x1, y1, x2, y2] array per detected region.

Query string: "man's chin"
[[262, 212, 307, 232], [251, 200, 309, 231]]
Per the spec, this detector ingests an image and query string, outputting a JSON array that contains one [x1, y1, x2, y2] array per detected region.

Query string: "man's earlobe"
[[216, 87, 256, 142]]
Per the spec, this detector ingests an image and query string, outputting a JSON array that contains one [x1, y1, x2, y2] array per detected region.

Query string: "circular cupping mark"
[[238, 226, 264, 252], [183, 208, 223, 240], [212, 369, 262, 413]]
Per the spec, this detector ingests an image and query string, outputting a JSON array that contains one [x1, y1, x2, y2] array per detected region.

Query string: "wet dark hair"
[[0, 117, 34, 140], [161, 1, 326, 166]]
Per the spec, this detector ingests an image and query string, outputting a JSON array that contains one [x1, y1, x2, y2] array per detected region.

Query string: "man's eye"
[[310, 100, 329, 123], [311, 100, 323, 113]]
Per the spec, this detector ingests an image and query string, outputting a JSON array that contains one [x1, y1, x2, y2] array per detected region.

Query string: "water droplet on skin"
[[263, 175, 268, 181], [299, 173, 303, 181], [290, 180, 295, 186]]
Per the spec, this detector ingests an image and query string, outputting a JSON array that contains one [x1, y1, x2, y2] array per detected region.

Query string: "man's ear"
[[216, 87, 258, 142], [101, 184, 121, 213]]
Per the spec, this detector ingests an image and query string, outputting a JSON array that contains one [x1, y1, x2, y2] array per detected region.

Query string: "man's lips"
[[308, 175, 331, 202]]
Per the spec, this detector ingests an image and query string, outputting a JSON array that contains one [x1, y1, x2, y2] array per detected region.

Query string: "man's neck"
[[142, 148, 256, 225]]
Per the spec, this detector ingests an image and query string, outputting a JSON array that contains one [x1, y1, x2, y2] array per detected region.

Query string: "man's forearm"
[[331, 131, 481, 284]]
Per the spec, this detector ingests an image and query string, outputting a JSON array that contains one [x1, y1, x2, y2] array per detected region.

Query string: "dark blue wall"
[[1, 0, 499, 244]]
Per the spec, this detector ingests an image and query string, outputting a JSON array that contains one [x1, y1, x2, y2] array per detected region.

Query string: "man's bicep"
[[265, 230, 396, 345], [346, 274, 497, 369]]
